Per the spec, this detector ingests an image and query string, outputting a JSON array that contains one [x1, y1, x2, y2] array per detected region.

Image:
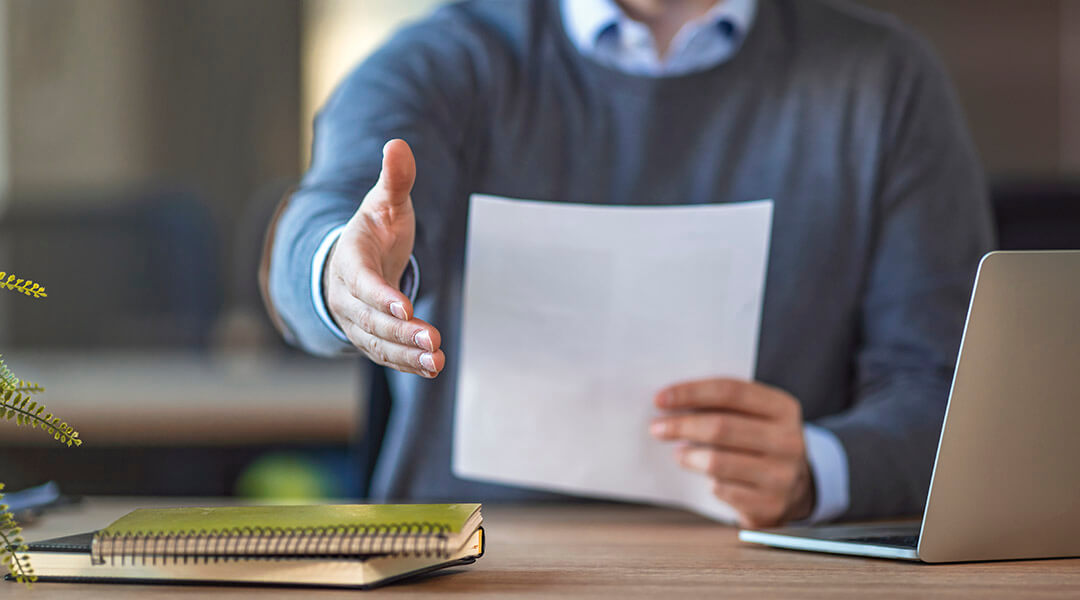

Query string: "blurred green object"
[[235, 452, 342, 501]]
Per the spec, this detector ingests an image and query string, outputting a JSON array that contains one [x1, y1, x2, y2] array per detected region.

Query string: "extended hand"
[[650, 378, 814, 527], [324, 139, 445, 377]]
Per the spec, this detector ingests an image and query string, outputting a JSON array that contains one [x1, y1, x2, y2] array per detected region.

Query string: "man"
[[265, 0, 994, 526]]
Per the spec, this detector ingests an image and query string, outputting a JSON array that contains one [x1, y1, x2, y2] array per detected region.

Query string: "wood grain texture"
[[10, 498, 1080, 598]]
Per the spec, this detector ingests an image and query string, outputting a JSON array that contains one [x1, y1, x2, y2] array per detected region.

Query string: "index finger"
[[654, 378, 788, 419], [330, 239, 414, 320], [350, 262, 414, 320]]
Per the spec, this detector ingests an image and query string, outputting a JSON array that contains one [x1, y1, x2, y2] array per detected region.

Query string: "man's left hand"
[[650, 378, 815, 527]]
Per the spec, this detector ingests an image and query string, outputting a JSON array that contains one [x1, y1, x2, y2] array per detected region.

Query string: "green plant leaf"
[[0, 272, 64, 588], [0, 487, 37, 587], [0, 389, 83, 447], [0, 355, 19, 392], [0, 271, 47, 299]]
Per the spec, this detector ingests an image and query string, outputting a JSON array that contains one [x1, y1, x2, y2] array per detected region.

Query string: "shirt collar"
[[561, 0, 758, 52]]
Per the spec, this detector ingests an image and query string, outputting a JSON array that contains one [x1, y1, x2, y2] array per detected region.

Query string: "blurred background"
[[0, 0, 1078, 503]]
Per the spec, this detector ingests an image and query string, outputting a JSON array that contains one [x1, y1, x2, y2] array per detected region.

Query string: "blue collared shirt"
[[314, 0, 850, 523], [562, 0, 757, 75]]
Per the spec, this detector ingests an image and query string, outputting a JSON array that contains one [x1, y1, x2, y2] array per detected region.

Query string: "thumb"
[[368, 139, 416, 210]]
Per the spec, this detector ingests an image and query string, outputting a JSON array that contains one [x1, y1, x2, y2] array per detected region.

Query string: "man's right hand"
[[324, 139, 445, 378]]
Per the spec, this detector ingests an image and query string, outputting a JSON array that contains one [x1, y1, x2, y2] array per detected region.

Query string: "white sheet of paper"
[[454, 195, 774, 522]]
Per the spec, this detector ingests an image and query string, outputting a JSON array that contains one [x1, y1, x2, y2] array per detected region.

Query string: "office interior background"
[[0, 0, 1079, 501]]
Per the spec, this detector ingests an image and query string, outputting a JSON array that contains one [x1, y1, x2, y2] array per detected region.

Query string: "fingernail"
[[650, 421, 671, 437], [390, 302, 407, 320], [414, 330, 433, 351], [657, 391, 673, 408], [681, 448, 706, 470], [419, 353, 436, 372]]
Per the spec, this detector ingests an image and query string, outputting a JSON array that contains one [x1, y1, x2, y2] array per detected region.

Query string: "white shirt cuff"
[[401, 254, 420, 302], [311, 225, 349, 343], [801, 423, 850, 523], [310, 226, 421, 344]]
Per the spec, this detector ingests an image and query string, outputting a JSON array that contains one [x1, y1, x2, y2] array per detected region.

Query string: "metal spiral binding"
[[90, 522, 451, 567]]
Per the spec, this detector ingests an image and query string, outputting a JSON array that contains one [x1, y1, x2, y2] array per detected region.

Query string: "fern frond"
[[0, 272, 47, 299], [13, 381, 44, 395], [0, 389, 82, 447], [0, 484, 37, 587], [0, 356, 45, 394], [0, 355, 19, 392]]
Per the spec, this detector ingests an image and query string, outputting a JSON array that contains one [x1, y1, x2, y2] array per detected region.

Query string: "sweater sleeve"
[[267, 7, 483, 356], [814, 31, 995, 520]]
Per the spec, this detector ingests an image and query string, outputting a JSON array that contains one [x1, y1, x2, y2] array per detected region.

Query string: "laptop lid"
[[918, 251, 1080, 562]]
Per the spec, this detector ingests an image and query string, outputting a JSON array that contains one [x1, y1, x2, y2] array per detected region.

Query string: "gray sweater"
[[269, 0, 994, 520]]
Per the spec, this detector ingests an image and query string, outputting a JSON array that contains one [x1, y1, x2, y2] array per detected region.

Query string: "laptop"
[[739, 251, 1080, 562]]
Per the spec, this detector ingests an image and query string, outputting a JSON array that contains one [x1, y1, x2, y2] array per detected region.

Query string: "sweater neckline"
[[545, 0, 776, 96]]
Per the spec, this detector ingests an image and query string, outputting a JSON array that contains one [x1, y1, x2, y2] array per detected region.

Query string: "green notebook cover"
[[100, 503, 481, 536]]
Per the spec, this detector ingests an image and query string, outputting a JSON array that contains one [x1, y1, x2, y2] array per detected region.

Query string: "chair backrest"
[[992, 181, 1080, 250], [0, 188, 222, 348]]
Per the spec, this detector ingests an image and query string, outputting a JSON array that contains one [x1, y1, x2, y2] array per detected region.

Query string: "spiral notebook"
[[14, 503, 484, 589]]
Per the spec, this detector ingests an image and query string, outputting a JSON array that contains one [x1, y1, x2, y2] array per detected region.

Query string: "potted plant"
[[1, 272, 81, 587]]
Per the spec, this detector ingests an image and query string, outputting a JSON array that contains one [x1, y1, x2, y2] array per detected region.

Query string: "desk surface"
[[9, 497, 1080, 598]]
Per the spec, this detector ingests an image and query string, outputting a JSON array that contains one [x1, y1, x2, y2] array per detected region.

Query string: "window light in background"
[[300, 0, 445, 169]]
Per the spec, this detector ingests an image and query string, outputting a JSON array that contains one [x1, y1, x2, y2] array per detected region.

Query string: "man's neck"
[[615, 0, 719, 57]]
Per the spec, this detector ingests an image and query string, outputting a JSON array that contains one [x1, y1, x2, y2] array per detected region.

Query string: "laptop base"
[[739, 521, 921, 561]]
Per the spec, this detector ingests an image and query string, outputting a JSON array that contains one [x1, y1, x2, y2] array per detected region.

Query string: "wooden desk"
[[9, 497, 1080, 598]]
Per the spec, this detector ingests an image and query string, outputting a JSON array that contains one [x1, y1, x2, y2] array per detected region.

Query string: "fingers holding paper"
[[651, 378, 815, 528]]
